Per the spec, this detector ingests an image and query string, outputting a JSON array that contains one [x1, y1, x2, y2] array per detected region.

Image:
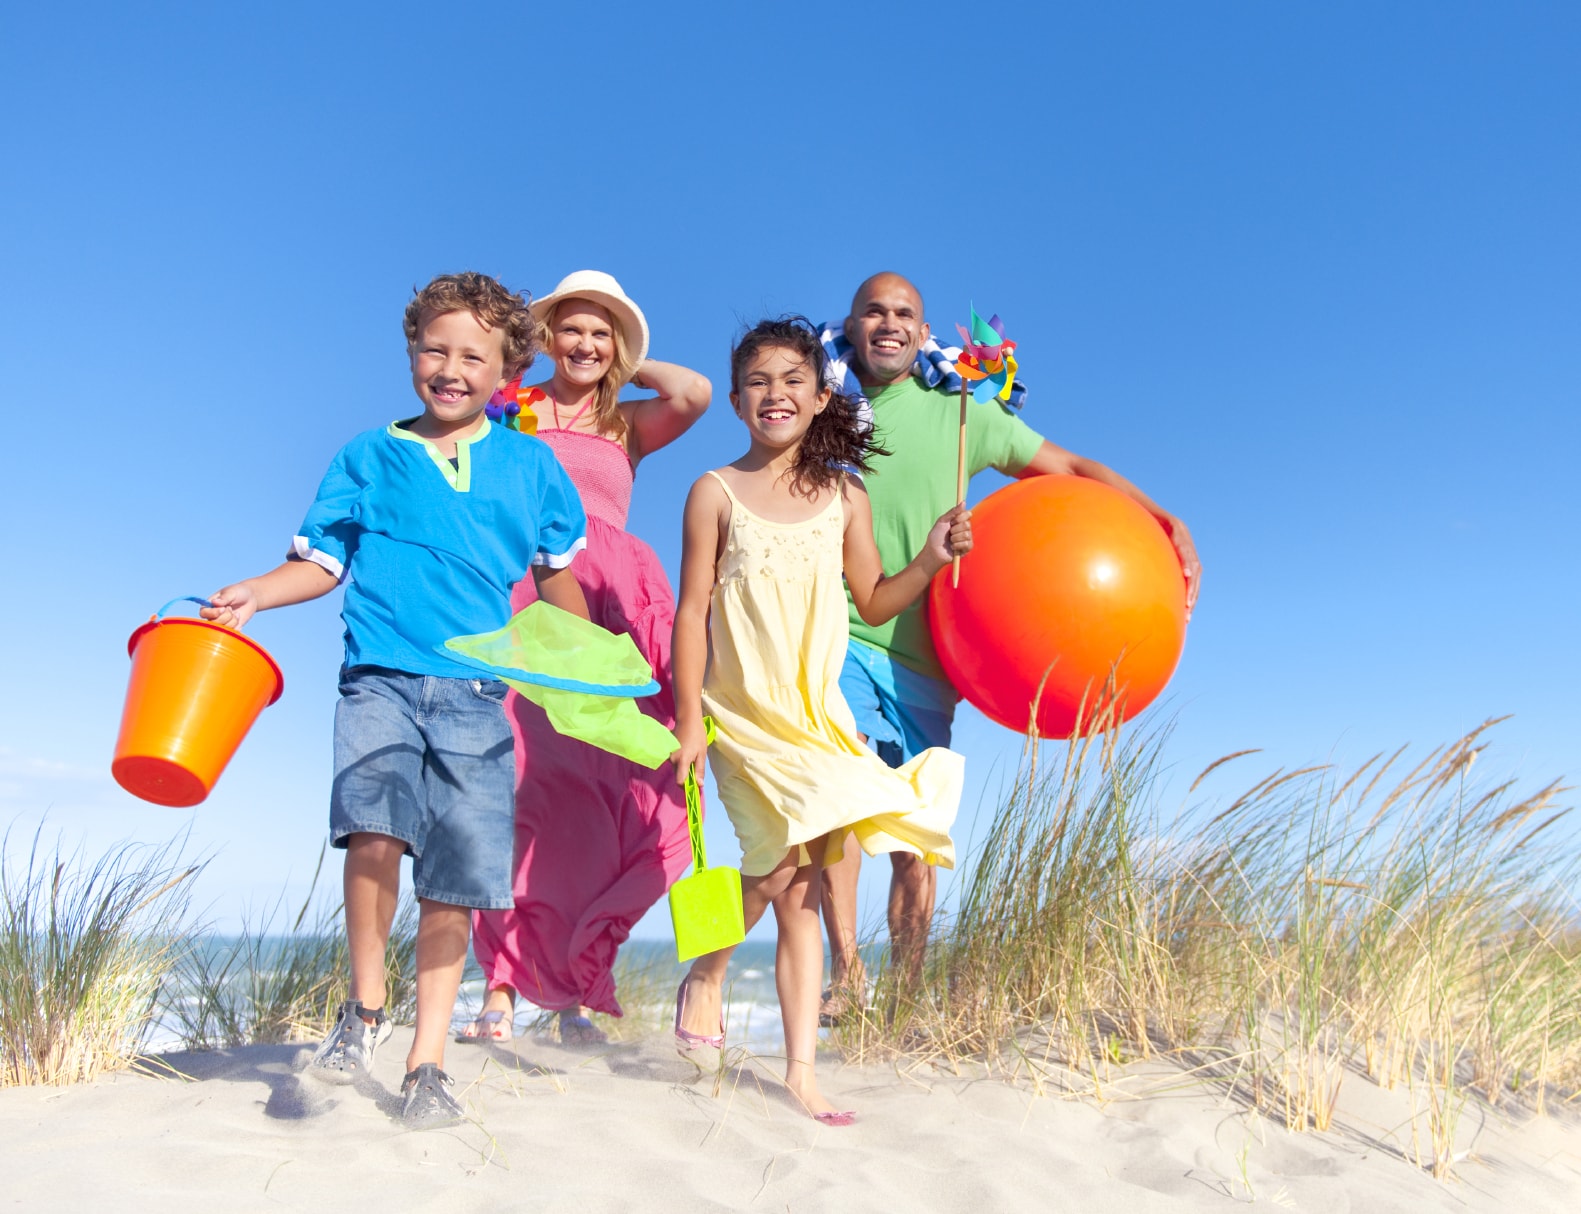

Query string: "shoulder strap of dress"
[[563, 395, 594, 429], [703, 469, 738, 503], [526, 386, 596, 433], [829, 474, 849, 521]]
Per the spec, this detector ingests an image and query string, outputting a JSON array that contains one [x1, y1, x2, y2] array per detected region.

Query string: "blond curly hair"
[[403, 272, 537, 377]]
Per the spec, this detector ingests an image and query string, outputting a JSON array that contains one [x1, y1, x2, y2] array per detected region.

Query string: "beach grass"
[[0, 827, 199, 1086], [169, 844, 421, 1049], [8, 715, 1574, 1188], [834, 715, 1578, 1180]]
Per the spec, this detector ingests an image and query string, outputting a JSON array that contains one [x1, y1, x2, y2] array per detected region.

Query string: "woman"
[[461, 270, 710, 1043]]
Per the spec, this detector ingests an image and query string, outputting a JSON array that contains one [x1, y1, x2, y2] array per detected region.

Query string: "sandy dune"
[[1, 1026, 1575, 1212]]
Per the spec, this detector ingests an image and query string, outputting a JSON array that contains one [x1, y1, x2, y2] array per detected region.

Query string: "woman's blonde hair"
[[537, 298, 640, 441]]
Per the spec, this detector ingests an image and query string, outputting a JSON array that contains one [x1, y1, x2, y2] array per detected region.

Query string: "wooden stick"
[[953, 377, 968, 587]]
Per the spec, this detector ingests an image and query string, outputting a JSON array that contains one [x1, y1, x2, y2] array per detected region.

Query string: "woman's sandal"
[[813, 1110, 857, 1127], [673, 979, 724, 1052], [558, 1011, 608, 1046], [454, 1008, 512, 1043]]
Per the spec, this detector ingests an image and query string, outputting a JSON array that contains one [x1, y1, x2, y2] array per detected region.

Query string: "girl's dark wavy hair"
[[729, 316, 887, 496]]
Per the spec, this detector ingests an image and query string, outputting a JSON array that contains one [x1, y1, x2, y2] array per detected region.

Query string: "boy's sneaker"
[[307, 999, 391, 1084], [400, 1063, 465, 1128]]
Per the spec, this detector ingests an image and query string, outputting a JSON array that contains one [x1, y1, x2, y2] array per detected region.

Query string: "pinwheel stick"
[[953, 377, 968, 587]]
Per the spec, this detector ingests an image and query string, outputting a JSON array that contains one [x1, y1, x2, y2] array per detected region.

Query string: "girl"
[[463, 271, 711, 1044], [670, 317, 969, 1124]]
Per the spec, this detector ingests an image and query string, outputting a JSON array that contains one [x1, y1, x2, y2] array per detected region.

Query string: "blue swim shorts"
[[329, 665, 516, 910], [838, 638, 957, 769]]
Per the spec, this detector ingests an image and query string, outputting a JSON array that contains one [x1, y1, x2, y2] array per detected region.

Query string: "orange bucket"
[[112, 597, 285, 807]]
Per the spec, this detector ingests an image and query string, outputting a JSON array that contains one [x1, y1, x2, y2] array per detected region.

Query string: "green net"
[[444, 603, 678, 768]]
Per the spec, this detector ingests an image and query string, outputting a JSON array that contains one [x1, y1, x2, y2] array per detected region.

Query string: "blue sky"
[[2, 3, 1576, 936]]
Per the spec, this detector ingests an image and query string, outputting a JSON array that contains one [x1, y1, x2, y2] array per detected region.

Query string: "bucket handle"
[[153, 596, 216, 621]]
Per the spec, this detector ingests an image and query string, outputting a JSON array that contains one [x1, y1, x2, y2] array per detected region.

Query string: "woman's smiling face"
[[548, 301, 617, 389]]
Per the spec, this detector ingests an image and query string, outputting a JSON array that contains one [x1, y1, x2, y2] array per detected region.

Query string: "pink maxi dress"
[[471, 391, 693, 1015]]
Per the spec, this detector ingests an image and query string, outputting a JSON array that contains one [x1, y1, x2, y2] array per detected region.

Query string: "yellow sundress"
[[701, 471, 963, 877]]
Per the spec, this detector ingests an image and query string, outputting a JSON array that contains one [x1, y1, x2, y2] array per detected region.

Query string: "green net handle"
[[685, 717, 718, 873]]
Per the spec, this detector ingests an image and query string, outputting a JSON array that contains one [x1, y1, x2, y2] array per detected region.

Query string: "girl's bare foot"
[[675, 973, 724, 1050], [785, 1062, 856, 1125]]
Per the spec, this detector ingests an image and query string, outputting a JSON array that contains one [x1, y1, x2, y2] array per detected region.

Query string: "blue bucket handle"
[[154, 596, 216, 621]]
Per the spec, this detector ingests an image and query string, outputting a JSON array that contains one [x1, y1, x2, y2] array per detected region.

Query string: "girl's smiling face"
[[731, 346, 832, 449], [549, 301, 617, 390]]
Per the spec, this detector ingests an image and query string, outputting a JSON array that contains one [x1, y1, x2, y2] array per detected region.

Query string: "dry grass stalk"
[[168, 846, 420, 1049], [834, 716, 1579, 1183], [0, 828, 198, 1086]]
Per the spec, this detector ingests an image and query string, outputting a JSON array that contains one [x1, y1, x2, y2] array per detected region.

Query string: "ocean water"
[[151, 937, 847, 1055], [454, 939, 793, 1051]]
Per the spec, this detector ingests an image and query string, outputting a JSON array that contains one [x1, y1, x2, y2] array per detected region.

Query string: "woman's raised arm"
[[623, 359, 711, 464]]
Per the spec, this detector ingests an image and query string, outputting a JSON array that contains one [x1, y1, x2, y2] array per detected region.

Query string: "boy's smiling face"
[[409, 308, 510, 430]]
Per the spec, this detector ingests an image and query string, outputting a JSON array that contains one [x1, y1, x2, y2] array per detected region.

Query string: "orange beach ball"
[[929, 476, 1187, 739]]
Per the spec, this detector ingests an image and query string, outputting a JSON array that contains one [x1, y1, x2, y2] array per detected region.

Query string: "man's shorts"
[[329, 666, 516, 910], [838, 638, 956, 769]]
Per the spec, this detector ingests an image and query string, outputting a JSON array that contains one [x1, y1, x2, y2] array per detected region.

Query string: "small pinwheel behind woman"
[[462, 271, 711, 1044]]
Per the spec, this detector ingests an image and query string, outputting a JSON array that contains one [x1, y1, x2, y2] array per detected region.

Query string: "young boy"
[[203, 272, 590, 1127]]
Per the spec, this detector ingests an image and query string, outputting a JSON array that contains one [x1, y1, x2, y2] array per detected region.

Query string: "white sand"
[[2, 1027, 1576, 1212]]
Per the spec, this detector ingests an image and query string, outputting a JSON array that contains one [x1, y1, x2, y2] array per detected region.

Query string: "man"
[[819, 272, 1202, 1019]]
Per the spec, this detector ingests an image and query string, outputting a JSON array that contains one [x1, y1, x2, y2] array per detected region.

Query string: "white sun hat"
[[530, 270, 650, 365]]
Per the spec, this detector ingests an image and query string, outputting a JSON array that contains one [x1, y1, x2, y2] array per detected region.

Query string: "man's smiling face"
[[845, 274, 930, 387]]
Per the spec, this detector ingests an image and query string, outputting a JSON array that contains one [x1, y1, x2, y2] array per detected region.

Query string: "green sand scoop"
[[668, 716, 744, 962]]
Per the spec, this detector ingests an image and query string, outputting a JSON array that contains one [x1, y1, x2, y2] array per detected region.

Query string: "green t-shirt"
[[847, 377, 1045, 681]]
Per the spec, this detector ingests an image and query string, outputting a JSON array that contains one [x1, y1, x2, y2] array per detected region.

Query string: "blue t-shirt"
[[293, 419, 587, 679]]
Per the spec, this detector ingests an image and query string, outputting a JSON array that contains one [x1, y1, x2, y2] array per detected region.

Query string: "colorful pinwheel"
[[485, 378, 540, 434], [950, 305, 1018, 585], [954, 306, 1019, 404]]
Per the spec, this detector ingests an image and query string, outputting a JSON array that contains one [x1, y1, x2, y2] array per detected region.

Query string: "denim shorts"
[[329, 665, 516, 909], [838, 639, 956, 769]]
